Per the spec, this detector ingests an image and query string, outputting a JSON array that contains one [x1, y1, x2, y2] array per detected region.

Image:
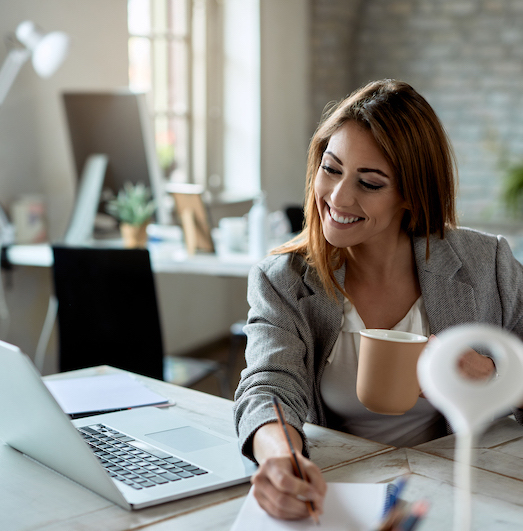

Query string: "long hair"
[[277, 79, 457, 298]]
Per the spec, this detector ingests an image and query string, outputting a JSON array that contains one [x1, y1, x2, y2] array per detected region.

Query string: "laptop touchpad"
[[147, 426, 229, 453]]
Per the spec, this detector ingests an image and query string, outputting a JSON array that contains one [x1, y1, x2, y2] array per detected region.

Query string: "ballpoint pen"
[[271, 395, 320, 525]]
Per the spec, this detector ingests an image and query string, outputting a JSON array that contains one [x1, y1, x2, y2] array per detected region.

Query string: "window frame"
[[128, 0, 259, 200]]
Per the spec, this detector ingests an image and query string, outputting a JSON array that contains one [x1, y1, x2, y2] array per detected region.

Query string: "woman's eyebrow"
[[358, 167, 390, 178], [324, 151, 390, 178], [324, 150, 343, 165]]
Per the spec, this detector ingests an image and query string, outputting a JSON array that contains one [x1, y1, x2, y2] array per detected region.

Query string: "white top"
[[320, 297, 442, 446]]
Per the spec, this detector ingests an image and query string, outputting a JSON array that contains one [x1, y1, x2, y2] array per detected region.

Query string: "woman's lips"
[[328, 205, 364, 225]]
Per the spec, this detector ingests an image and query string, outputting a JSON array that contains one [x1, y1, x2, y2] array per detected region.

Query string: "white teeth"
[[331, 210, 361, 224]]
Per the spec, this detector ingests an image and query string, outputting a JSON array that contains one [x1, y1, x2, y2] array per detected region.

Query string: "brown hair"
[[277, 79, 457, 297]]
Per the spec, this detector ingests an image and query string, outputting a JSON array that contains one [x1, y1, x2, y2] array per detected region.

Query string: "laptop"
[[0, 340, 256, 510]]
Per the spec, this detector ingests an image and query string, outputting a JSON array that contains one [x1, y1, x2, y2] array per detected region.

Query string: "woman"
[[233, 79, 523, 520]]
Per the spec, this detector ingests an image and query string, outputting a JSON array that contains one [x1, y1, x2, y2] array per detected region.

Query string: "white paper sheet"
[[231, 482, 390, 531], [44, 373, 170, 416]]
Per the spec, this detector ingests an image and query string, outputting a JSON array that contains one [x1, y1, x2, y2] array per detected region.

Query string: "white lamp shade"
[[15, 21, 70, 78]]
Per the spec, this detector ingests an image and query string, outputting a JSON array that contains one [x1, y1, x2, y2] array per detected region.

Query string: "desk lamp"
[[0, 20, 69, 106]]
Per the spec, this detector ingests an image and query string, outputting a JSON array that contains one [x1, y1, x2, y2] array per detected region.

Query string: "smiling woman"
[[233, 79, 523, 522]]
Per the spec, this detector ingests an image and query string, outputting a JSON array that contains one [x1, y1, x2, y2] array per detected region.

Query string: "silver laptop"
[[0, 340, 256, 510]]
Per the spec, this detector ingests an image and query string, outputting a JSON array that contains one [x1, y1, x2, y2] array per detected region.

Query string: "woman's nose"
[[331, 180, 355, 208]]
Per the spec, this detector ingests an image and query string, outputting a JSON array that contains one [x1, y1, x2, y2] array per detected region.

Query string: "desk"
[[5, 241, 256, 278], [2, 366, 523, 530]]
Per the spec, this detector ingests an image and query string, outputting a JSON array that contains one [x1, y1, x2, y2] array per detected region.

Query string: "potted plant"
[[105, 182, 156, 248], [502, 163, 523, 217]]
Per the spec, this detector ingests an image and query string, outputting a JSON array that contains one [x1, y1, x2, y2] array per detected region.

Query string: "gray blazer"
[[233, 228, 523, 460]]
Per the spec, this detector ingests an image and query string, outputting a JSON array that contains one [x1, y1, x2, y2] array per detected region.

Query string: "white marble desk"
[[1, 366, 522, 530]]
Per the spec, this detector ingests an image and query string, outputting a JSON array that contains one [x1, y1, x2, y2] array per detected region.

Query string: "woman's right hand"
[[251, 422, 327, 520]]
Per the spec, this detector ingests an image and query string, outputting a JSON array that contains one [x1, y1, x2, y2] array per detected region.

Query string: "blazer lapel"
[[414, 236, 478, 334], [298, 262, 344, 369]]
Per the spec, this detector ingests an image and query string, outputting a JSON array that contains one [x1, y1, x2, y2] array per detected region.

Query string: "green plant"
[[105, 182, 156, 226], [157, 143, 176, 177], [502, 163, 523, 217]]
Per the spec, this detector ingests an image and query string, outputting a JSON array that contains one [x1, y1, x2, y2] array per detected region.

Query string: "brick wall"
[[309, 0, 363, 131], [310, 0, 523, 226]]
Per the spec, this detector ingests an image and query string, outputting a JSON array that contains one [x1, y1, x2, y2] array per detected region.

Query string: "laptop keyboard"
[[78, 424, 208, 490]]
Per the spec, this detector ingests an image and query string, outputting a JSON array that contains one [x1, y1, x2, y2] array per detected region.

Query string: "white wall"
[[223, 0, 260, 197], [260, 0, 310, 212]]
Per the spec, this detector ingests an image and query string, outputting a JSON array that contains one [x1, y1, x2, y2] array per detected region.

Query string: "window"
[[128, 0, 260, 197], [128, 0, 191, 184]]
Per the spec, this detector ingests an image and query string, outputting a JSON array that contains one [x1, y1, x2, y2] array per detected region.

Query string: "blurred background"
[[1, 0, 523, 382]]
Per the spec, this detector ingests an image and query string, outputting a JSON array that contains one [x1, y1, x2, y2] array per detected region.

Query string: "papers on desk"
[[44, 373, 171, 418], [231, 482, 392, 531]]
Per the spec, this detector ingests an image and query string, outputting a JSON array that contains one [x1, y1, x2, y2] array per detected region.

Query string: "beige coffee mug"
[[357, 329, 428, 415]]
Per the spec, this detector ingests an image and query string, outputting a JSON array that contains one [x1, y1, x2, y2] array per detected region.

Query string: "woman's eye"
[[321, 165, 341, 175], [359, 180, 383, 191]]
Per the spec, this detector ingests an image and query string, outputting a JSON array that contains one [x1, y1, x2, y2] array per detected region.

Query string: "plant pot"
[[120, 222, 149, 248]]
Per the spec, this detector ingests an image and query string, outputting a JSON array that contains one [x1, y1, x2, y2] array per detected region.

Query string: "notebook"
[[231, 482, 396, 531], [44, 372, 171, 418], [0, 340, 256, 510]]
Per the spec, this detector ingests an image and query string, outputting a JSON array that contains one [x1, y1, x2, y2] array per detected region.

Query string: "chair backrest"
[[284, 204, 305, 234], [52, 246, 164, 380]]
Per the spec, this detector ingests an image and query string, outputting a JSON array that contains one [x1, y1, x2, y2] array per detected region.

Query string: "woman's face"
[[314, 121, 408, 250]]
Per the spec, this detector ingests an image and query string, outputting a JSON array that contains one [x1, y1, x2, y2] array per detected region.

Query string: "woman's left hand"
[[425, 334, 496, 381], [457, 348, 496, 380], [419, 335, 496, 398]]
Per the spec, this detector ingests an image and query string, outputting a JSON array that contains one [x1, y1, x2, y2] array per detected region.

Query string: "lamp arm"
[[0, 47, 30, 106]]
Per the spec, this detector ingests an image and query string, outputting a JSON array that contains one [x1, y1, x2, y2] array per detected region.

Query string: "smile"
[[329, 207, 363, 225]]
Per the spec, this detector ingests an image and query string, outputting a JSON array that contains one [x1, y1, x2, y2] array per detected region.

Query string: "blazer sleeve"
[[495, 235, 523, 333], [495, 236, 523, 422], [233, 261, 315, 462]]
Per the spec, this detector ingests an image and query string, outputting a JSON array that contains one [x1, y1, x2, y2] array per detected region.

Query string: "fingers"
[[298, 453, 327, 499], [251, 455, 326, 520], [420, 337, 495, 395], [457, 348, 496, 380]]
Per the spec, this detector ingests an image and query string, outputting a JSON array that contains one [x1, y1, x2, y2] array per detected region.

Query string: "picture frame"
[[168, 184, 215, 255]]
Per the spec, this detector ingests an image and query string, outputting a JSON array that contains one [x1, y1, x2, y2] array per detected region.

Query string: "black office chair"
[[52, 246, 226, 391], [284, 204, 305, 234]]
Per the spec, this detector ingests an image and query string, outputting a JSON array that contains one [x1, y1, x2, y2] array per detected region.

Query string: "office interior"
[[1, 0, 523, 383]]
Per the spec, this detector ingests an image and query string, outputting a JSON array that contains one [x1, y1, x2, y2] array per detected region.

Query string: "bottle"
[[248, 192, 268, 260]]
